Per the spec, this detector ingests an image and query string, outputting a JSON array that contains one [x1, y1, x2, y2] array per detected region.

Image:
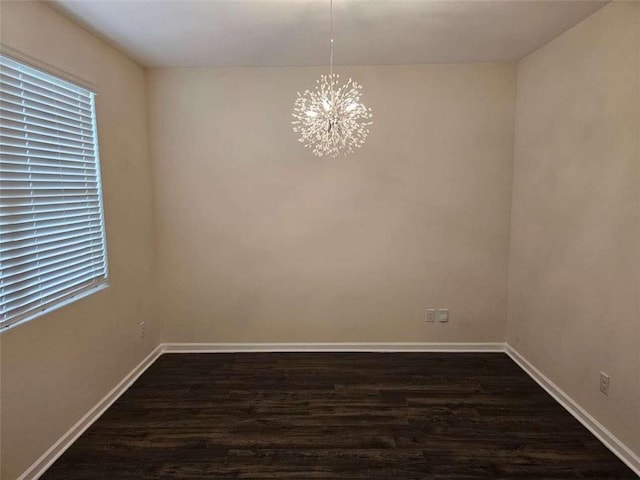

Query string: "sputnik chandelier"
[[292, 0, 373, 157]]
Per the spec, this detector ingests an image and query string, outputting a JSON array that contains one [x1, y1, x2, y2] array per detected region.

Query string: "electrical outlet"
[[140, 321, 146, 339], [438, 309, 449, 323], [599, 372, 610, 395], [426, 309, 435, 323]]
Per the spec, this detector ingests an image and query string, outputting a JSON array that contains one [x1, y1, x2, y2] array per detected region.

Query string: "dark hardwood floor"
[[42, 353, 636, 479]]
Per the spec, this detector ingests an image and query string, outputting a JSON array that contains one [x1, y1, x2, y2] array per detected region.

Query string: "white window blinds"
[[0, 54, 108, 331]]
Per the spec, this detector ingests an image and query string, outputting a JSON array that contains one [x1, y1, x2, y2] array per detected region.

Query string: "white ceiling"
[[49, 0, 608, 68]]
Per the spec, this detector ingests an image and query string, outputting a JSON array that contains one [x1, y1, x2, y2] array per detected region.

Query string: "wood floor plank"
[[41, 353, 637, 479]]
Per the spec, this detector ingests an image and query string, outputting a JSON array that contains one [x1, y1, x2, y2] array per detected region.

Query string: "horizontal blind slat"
[[1, 211, 101, 229], [1, 269, 107, 316], [1, 123, 93, 145], [1, 248, 104, 281], [1, 159, 96, 173], [1, 150, 99, 165], [0, 193, 98, 202], [0, 80, 92, 111], [2, 212, 102, 233], [1, 221, 102, 245], [1, 200, 100, 216], [2, 219, 101, 236], [0, 197, 98, 209], [0, 97, 93, 130], [1, 259, 106, 300], [1, 140, 94, 157], [0, 71, 91, 103], [0, 71, 91, 104], [1, 177, 98, 186], [0, 62, 92, 99], [1, 233, 104, 265], [1, 277, 105, 327], [1, 223, 102, 249], [1, 133, 95, 152], [0, 104, 93, 132], [1, 277, 106, 326], [1, 115, 94, 139], [0, 141, 93, 161], [0, 240, 104, 269], [1, 188, 99, 196], [2, 217, 101, 241], [1, 228, 102, 256], [1, 87, 93, 122], [0, 169, 97, 180], [0, 255, 104, 296], [0, 60, 92, 101]]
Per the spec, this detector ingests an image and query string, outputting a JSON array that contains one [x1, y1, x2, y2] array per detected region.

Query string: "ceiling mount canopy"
[[291, 0, 373, 157]]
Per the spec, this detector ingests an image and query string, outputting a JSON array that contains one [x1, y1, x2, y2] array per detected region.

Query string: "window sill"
[[0, 281, 109, 334]]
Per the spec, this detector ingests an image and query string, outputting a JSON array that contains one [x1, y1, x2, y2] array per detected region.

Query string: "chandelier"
[[292, 0, 373, 158]]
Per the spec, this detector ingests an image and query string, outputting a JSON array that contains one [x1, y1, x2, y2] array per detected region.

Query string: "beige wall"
[[148, 64, 517, 343], [507, 1, 640, 456], [0, 2, 158, 478], [3, 1, 639, 478]]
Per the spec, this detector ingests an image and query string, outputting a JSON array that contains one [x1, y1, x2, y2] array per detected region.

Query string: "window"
[[0, 54, 108, 331]]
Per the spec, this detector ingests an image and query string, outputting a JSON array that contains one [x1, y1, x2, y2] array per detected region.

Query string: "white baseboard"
[[160, 342, 506, 353], [18, 345, 163, 480], [506, 344, 640, 476]]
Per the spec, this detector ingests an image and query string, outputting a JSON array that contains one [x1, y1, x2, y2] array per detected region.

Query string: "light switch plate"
[[426, 309, 435, 323], [438, 309, 449, 323]]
